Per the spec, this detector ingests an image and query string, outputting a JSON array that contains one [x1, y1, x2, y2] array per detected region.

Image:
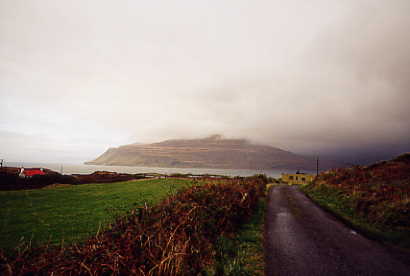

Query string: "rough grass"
[[211, 199, 266, 275], [301, 154, 410, 249], [0, 178, 194, 250], [302, 184, 410, 248]]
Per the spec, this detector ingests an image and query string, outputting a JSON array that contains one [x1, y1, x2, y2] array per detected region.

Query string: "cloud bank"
[[1, 0, 409, 164]]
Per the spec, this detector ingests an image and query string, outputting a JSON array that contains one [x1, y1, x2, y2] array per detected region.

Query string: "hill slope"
[[86, 135, 339, 170], [304, 153, 410, 239]]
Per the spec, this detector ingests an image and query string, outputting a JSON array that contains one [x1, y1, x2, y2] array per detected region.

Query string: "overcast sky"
[[1, 0, 409, 164]]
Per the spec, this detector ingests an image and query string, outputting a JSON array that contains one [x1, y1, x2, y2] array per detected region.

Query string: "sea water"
[[5, 162, 312, 178]]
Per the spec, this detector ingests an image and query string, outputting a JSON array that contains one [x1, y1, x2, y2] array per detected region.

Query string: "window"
[[289, 176, 293, 180], [302, 177, 306, 181]]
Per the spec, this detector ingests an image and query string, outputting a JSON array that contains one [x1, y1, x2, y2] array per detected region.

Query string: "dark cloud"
[[0, 1, 409, 164]]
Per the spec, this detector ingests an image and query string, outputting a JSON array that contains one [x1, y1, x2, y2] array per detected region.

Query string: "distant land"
[[86, 135, 342, 170]]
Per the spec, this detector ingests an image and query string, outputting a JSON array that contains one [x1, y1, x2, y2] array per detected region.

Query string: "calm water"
[[6, 162, 311, 178]]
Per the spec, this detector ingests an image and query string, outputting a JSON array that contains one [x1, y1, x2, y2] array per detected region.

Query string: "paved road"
[[265, 185, 410, 276]]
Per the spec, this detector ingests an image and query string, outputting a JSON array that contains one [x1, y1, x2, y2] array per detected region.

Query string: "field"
[[0, 178, 194, 250], [1, 176, 267, 275]]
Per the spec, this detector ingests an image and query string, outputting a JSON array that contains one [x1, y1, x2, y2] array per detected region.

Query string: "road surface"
[[265, 184, 410, 276]]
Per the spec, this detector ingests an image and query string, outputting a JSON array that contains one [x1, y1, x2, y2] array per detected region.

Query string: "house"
[[281, 171, 315, 185], [19, 168, 46, 178]]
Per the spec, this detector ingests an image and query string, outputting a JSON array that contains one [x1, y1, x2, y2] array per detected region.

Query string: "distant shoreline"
[[4, 161, 314, 178]]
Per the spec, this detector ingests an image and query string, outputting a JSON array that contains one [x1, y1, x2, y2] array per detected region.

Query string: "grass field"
[[0, 178, 194, 250]]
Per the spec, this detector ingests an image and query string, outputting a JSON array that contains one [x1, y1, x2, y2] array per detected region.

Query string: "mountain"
[[85, 135, 341, 170]]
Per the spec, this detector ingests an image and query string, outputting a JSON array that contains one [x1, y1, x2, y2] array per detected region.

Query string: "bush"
[[0, 172, 78, 190]]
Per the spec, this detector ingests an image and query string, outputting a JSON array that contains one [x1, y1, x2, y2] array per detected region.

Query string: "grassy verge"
[[0, 178, 194, 250], [302, 184, 410, 249], [211, 199, 266, 275]]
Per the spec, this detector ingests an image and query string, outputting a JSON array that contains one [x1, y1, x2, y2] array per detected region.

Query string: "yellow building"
[[281, 172, 315, 185]]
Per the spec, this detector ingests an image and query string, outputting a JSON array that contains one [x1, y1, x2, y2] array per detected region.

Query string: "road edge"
[[300, 184, 410, 265]]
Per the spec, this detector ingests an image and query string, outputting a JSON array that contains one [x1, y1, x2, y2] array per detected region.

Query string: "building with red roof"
[[19, 168, 46, 178]]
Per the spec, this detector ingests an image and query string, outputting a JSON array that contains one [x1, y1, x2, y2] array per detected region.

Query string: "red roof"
[[24, 169, 46, 177]]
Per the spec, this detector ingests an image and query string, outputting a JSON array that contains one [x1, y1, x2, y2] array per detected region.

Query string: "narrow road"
[[265, 184, 410, 276]]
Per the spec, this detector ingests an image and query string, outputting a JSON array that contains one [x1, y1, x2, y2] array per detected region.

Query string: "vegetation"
[[0, 176, 267, 275], [73, 171, 144, 184], [303, 153, 410, 248], [0, 169, 152, 190], [0, 178, 193, 249], [0, 170, 79, 190], [211, 199, 266, 275]]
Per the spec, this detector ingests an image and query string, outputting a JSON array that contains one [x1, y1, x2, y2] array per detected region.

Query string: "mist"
[[1, 0, 409, 164]]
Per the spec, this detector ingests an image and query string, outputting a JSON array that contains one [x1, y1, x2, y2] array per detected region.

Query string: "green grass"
[[302, 184, 410, 249], [0, 178, 194, 250], [211, 199, 266, 276]]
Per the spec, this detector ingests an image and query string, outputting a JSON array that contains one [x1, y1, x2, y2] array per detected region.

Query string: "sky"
[[1, 0, 409, 164]]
